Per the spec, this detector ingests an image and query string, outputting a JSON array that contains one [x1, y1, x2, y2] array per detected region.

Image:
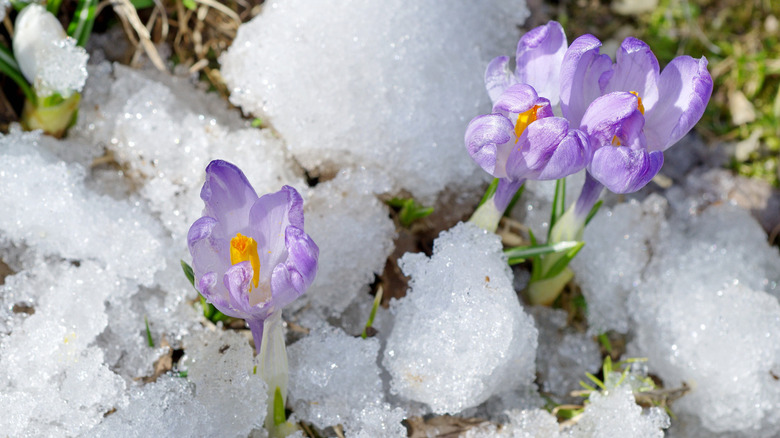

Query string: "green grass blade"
[[144, 316, 154, 347], [67, 0, 98, 47], [361, 287, 383, 339]]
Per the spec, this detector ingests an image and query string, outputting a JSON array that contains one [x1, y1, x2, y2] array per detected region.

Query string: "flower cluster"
[[466, 22, 713, 304]]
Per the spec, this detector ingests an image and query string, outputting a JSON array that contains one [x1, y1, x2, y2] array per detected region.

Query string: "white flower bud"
[[13, 4, 88, 98]]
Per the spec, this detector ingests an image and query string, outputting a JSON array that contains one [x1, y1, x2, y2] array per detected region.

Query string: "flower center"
[[612, 91, 645, 146], [230, 233, 260, 289], [515, 105, 542, 143]]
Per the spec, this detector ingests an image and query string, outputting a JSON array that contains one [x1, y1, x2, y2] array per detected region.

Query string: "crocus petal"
[[603, 37, 660, 110], [492, 83, 542, 116], [13, 4, 67, 84], [506, 117, 589, 181], [200, 160, 258, 238], [589, 147, 664, 194], [579, 92, 643, 149], [198, 271, 231, 311], [485, 56, 517, 103], [644, 56, 713, 151], [223, 261, 255, 314], [560, 34, 614, 126], [249, 185, 305, 276], [515, 21, 567, 106], [188, 216, 229, 278], [269, 226, 319, 311], [465, 113, 515, 178]]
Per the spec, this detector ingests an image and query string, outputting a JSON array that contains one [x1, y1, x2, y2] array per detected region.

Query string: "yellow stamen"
[[613, 91, 645, 146], [629, 91, 645, 115], [514, 105, 542, 144], [230, 233, 260, 289]]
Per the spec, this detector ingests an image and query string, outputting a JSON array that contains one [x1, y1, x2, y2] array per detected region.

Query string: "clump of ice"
[[564, 384, 669, 437], [71, 63, 302, 240], [0, 261, 126, 437], [530, 307, 601, 398], [287, 326, 406, 436], [383, 222, 538, 414], [221, 0, 528, 203], [630, 283, 780, 435], [628, 204, 780, 435], [34, 37, 89, 97], [94, 329, 266, 437], [0, 129, 167, 286], [302, 169, 396, 315], [569, 194, 667, 334], [464, 409, 561, 437]]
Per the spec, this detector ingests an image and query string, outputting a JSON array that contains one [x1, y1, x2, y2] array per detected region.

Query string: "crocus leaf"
[[502, 183, 525, 217], [547, 178, 566, 241], [0, 45, 35, 104], [585, 200, 604, 226], [543, 241, 585, 279], [67, 0, 98, 47], [477, 178, 500, 208], [180, 260, 196, 288], [46, 0, 62, 15], [504, 240, 581, 265], [273, 386, 286, 426]]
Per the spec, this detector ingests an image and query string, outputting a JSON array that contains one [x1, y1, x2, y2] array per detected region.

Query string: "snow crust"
[[220, 0, 529, 203], [383, 222, 538, 414]]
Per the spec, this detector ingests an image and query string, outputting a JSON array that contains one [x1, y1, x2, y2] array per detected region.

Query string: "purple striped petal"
[[560, 34, 613, 127], [579, 92, 643, 149], [269, 226, 319, 311], [603, 38, 660, 110], [506, 117, 590, 181], [485, 56, 517, 103], [515, 21, 567, 105], [200, 160, 258, 238], [492, 83, 542, 116], [465, 113, 515, 179], [589, 147, 664, 194], [248, 185, 304, 278], [644, 56, 713, 151], [223, 261, 255, 314]]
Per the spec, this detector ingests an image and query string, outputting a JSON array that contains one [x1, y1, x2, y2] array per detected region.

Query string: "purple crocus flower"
[[187, 160, 318, 351], [485, 21, 568, 106], [466, 83, 590, 228], [561, 35, 713, 157]]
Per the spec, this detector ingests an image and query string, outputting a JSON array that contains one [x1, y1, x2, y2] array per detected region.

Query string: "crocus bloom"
[[187, 160, 318, 349], [485, 21, 568, 106], [561, 35, 713, 159], [466, 83, 590, 231], [13, 4, 88, 98], [527, 37, 712, 306]]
